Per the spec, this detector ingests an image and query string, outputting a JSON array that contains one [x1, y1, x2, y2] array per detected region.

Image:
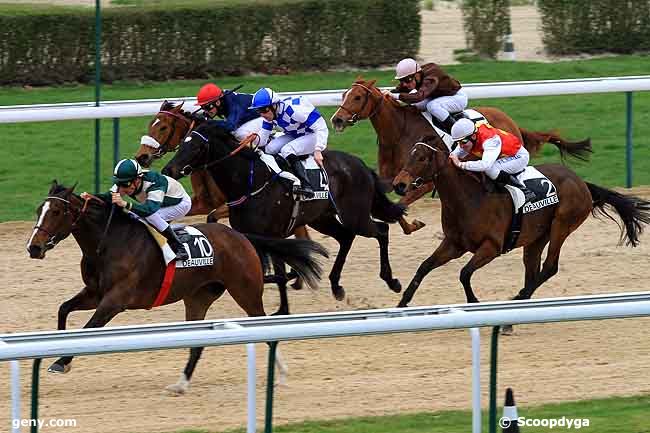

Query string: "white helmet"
[[394, 58, 421, 80], [451, 118, 476, 141]]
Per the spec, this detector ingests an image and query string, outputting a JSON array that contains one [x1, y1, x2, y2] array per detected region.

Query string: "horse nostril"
[[28, 245, 42, 259], [394, 183, 406, 196]]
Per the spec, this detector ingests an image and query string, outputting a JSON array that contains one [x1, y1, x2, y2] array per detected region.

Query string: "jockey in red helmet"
[[195, 83, 262, 141]]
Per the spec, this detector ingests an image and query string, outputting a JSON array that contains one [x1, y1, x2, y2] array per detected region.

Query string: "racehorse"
[[135, 100, 312, 290], [162, 122, 406, 310], [330, 78, 593, 234], [27, 181, 327, 392], [391, 135, 650, 308]]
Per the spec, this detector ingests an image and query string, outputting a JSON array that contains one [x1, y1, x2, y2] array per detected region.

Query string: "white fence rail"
[[1, 76, 650, 123], [3, 292, 650, 433]]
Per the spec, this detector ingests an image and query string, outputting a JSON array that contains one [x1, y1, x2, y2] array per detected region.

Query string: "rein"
[[179, 130, 251, 176], [337, 83, 385, 125], [226, 160, 280, 208]]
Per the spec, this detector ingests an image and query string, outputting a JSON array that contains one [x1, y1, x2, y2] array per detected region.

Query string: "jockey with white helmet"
[[389, 58, 468, 133], [195, 83, 263, 141], [449, 118, 536, 202], [89, 159, 192, 260], [246, 87, 329, 198]]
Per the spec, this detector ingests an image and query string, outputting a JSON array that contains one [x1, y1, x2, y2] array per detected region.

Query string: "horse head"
[[331, 78, 386, 132], [27, 181, 82, 259], [136, 100, 193, 167], [393, 136, 449, 196], [162, 123, 245, 179]]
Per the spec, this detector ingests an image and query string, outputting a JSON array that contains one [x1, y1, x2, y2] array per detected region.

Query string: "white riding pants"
[[265, 133, 318, 158], [144, 194, 192, 231], [233, 117, 265, 141], [485, 146, 530, 179], [413, 90, 469, 121]]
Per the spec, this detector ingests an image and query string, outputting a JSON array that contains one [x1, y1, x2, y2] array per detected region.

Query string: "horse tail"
[[520, 129, 592, 162], [586, 182, 650, 247], [244, 234, 329, 289], [370, 170, 406, 223]]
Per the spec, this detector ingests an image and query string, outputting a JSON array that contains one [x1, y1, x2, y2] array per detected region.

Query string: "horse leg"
[[374, 221, 401, 293], [514, 224, 573, 301], [271, 258, 290, 315], [167, 285, 223, 395], [458, 242, 501, 303], [398, 237, 466, 307], [57, 286, 101, 331], [395, 182, 433, 235], [288, 226, 310, 290], [49, 297, 125, 374]]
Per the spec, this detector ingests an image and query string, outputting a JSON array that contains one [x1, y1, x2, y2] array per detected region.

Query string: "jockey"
[[247, 87, 329, 199], [196, 83, 264, 141], [389, 58, 467, 133], [449, 119, 536, 202], [91, 159, 191, 260]]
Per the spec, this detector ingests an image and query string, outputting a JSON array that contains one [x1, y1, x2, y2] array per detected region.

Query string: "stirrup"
[[293, 186, 315, 200]]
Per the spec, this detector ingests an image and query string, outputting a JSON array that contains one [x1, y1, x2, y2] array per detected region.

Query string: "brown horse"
[[330, 79, 593, 234], [134, 101, 312, 290], [391, 136, 650, 308], [27, 181, 327, 392]]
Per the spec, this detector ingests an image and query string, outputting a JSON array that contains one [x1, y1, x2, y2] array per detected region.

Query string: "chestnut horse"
[[330, 79, 593, 234], [27, 181, 327, 392], [392, 136, 650, 308], [134, 101, 311, 290]]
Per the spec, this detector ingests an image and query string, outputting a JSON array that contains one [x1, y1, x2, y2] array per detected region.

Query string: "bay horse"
[[330, 79, 593, 234], [134, 101, 312, 290], [27, 181, 327, 393], [162, 122, 406, 310], [392, 136, 650, 308]]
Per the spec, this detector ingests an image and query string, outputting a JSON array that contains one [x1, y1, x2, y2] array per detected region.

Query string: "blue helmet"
[[249, 87, 280, 110]]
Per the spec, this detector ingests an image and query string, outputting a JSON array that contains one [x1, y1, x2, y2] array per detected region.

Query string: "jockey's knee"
[[426, 101, 449, 122]]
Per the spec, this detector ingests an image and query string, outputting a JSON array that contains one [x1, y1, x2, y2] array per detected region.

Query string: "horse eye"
[[354, 95, 361, 101], [52, 209, 61, 216], [160, 126, 168, 131]]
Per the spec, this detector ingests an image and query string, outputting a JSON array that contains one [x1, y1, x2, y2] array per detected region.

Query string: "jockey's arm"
[[459, 136, 501, 172], [129, 189, 164, 217], [305, 111, 329, 152], [398, 76, 440, 104], [256, 120, 274, 148], [212, 98, 243, 132], [450, 145, 468, 158]]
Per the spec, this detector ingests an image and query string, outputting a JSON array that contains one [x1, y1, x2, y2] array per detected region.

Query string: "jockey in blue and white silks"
[[247, 87, 330, 198]]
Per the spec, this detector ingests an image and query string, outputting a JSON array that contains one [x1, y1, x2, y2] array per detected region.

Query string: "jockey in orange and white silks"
[[449, 119, 536, 201]]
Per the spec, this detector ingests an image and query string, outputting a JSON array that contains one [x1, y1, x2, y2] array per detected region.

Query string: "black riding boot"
[[286, 154, 315, 199], [495, 171, 536, 202], [162, 226, 189, 261], [440, 115, 457, 134]]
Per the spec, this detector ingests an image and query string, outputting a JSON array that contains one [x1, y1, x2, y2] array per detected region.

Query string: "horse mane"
[[196, 121, 257, 159]]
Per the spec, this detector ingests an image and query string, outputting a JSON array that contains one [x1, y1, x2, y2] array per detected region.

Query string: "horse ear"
[[173, 101, 184, 112], [355, 75, 364, 83], [368, 79, 377, 88], [49, 180, 59, 194], [67, 182, 78, 194], [160, 100, 169, 110]]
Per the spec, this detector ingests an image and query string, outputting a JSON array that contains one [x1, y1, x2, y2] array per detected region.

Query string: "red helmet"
[[196, 83, 223, 106]]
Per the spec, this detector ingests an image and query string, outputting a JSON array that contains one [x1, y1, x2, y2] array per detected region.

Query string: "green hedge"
[[460, 0, 510, 59], [538, 0, 650, 55], [0, 0, 420, 86]]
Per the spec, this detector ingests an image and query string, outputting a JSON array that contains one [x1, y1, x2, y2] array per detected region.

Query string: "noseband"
[[336, 83, 384, 125], [146, 110, 194, 159]]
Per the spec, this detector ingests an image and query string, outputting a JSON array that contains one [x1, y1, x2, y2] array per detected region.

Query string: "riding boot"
[[162, 226, 190, 261], [286, 154, 315, 199], [440, 115, 457, 134], [495, 171, 536, 202]]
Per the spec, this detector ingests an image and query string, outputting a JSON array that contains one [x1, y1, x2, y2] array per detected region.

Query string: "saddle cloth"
[[421, 108, 487, 151], [258, 151, 330, 201], [502, 166, 559, 213], [141, 222, 214, 268]]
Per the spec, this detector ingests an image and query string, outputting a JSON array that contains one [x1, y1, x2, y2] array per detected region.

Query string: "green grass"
[[153, 394, 650, 433], [2, 55, 650, 222]]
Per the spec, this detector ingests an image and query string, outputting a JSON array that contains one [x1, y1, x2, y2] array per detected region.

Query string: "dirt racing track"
[[2, 193, 650, 433]]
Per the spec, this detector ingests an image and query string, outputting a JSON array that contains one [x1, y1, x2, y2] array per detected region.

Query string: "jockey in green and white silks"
[[94, 159, 191, 260]]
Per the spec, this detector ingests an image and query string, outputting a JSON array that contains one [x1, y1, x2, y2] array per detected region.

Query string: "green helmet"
[[113, 159, 143, 185]]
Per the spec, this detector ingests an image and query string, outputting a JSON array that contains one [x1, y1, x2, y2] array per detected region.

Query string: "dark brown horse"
[[330, 79, 592, 234], [134, 101, 312, 290], [391, 136, 650, 308], [26, 181, 327, 392]]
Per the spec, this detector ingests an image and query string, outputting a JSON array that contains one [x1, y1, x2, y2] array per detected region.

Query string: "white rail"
[[1, 76, 649, 123]]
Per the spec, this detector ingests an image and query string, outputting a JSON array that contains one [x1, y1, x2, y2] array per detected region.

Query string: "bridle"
[[177, 130, 252, 177], [146, 110, 194, 159], [32, 195, 98, 250], [405, 141, 444, 187], [336, 83, 385, 125]]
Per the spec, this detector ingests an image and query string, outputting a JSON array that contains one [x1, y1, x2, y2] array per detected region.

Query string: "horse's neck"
[[209, 155, 266, 200], [71, 210, 110, 256], [436, 167, 486, 220]]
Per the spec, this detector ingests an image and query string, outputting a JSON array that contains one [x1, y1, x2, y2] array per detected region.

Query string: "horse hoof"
[[332, 285, 345, 301], [388, 278, 402, 293], [397, 301, 408, 308], [290, 280, 303, 291], [500, 325, 514, 336], [47, 363, 71, 374], [411, 219, 426, 232]]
